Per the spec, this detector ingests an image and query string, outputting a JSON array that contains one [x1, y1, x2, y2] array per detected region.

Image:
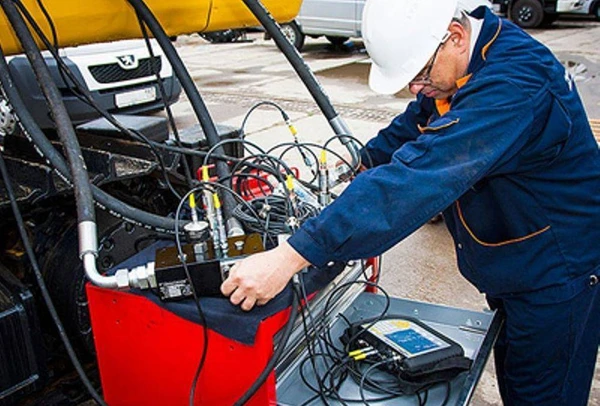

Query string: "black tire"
[[510, 0, 545, 28], [280, 21, 305, 51], [200, 29, 243, 43], [326, 36, 349, 46], [540, 13, 559, 27], [35, 212, 94, 355], [593, 2, 600, 21]]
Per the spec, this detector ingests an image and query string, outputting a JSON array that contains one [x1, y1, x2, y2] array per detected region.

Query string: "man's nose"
[[409, 83, 425, 95]]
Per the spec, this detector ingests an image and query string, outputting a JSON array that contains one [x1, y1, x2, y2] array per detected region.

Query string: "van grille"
[[88, 56, 162, 84]]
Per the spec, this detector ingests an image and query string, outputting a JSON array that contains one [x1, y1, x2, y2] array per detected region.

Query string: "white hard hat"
[[458, 0, 492, 12], [363, 0, 459, 95]]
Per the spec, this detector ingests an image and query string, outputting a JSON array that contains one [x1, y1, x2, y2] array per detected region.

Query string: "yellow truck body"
[[0, 0, 301, 55]]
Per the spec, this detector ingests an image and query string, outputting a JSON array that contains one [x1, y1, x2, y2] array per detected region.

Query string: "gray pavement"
[[168, 16, 600, 405]]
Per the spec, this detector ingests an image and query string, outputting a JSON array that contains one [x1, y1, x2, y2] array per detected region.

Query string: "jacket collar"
[[466, 7, 503, 75], [440, 8, 503, 114], [453, 7, 502, 88]]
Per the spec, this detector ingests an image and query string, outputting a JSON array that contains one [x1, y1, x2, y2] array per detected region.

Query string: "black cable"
[[229, 154, 292, 192], [232, 171, 275, 201], [322, 281, 391, 355], [358, 358, 399, 406], [135, 12, 195, 189], [240, 100, 317, 174], [33, 0, 57, 48], [151, 141, 239, 162], [298, 354, 351, 405], [290, 277, 398, 405], [173, 189, 210, 406], [240, 101, 289, 137], [0, 152, 106, 406], [268, 141, 320, 184], [268, 141, 354, 186], [234, 279, 301, 406], [417, 389, 427, 406], [440, 381, 452, 406], [294, 281, 331, 405], [233, 195, 318, 234], [202, 137, 267, 168], [323, 133, 373, 170]]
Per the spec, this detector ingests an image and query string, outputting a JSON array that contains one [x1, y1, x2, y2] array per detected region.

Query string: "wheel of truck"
[[35, 213, 95, 355], [200, 29, 243, 43], [326, 36, 349, 46], [510, 0, 545, 28], [541, 13, 559, 27], [593, 3, 600, 21], [280, 21, 305, 51]]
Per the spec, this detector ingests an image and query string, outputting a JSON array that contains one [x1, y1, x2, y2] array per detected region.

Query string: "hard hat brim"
[[368, 63, 415, 95]]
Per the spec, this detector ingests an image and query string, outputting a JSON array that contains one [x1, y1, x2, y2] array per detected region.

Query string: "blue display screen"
[[385, 328, 439, 355]]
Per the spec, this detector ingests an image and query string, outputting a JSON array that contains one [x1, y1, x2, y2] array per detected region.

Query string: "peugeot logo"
[[116, 54, 139, 70]]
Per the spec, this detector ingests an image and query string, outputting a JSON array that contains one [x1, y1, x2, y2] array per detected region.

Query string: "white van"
[[280, 0, 366, 51], [4, 39, 181, 130]]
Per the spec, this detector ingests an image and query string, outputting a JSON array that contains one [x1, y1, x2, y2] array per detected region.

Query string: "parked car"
[[492, 0, 586, 28], [4, 39, 181, 130], [279, 0, 495, 51], [560, 0, 600, 19], [279, 0, 366, 51]]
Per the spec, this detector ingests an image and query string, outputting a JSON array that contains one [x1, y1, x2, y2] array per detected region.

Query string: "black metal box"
[[0, 265, 46, 405]]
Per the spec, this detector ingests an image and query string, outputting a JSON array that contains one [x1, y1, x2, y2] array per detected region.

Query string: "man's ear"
[[448, 21, 469, 53]]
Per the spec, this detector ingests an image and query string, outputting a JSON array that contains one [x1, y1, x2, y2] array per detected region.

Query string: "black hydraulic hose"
[[0, 47, 178, 233], [125, 0, 237, 220], [0, 153, 107, 406], [241, 0, 360, 165], [0, 0, 94, 224], [234, 284, 300, 405], [243, 0, 335, 117]]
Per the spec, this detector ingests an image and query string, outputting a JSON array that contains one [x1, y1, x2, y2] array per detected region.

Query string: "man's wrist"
[[279, 241, 311, 277]]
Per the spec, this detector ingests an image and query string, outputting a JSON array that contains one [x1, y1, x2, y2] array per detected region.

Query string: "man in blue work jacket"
[[222, 0, 600, 404]]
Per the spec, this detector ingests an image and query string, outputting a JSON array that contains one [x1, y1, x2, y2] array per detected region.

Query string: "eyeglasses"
[[409, 32, 452, 86]]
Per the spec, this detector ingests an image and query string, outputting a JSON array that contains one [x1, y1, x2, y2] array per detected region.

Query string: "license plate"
[[115, 87, 156, 108]]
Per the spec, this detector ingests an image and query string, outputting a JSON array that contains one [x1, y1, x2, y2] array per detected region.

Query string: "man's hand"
[[335, 155, 367, 182], [220, 241, 310, 311]]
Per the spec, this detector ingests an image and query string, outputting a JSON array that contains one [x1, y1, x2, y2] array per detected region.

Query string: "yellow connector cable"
[[202, 166, 210, 182], [286, 119, 298, 136], [212, 192, 221, 209], [320, 149, 327, 165], [286, 174, 295, 192]]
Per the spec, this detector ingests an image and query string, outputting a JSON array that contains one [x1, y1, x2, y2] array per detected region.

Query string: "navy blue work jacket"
[[288, 7, 600, 300]]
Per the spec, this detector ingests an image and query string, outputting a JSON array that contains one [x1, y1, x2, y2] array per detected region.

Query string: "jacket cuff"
[[288, 228, 331, 268], [360, 147, 377, 169]]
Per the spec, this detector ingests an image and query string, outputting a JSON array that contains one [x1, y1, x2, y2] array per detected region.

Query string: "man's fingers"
[[229, 287, 246, 306], [220, 265, 239, 296], [240, 296, 257, 312]]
